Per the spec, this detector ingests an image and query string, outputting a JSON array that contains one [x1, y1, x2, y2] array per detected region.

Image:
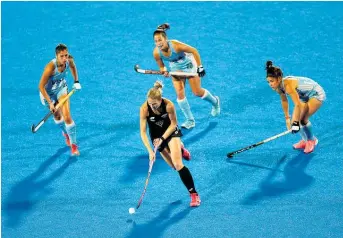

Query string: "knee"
[[174, 163, 184, 171]]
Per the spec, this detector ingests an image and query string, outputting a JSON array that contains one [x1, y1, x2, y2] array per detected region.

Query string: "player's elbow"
[[190, 48, 199, 56], [38, 83, 45, 92]]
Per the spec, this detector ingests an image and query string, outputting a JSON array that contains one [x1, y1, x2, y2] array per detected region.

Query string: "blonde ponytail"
[[147, 80, 164, 99]]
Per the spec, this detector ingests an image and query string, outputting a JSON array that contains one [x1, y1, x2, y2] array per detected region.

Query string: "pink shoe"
[[190, 193, 201, 207], [293, 140, 306, 150], [181, 146, 191, 161], [71, 144, 80, 156], [304, 138, 318, 154], [63, 133, 71, 147]]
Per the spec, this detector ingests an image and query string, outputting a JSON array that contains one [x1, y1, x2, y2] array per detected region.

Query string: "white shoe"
[[181, 120, 195, 129], [211, 96, 220, 116]]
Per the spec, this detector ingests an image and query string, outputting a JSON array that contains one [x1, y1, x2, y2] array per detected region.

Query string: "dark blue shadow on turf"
[[241, 153, 315, 205], [119, 153, 168, 184], [125, 200, 192, 238], [227, 160, 284, 173], [2, 147, 76, 228], [76, 130, 123, 157], [182, 121, 218, 145]]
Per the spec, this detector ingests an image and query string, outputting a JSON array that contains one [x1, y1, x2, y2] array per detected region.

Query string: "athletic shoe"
[[211, 96, 220, 116], [181, 146, 191, 161], [71, 144, 80, 156], [304, 137, 318, 154], [181, 120, 195, 129], [190, 193, 201, 207], [63, 133, 71, 147], [293, 140, 306, 150]]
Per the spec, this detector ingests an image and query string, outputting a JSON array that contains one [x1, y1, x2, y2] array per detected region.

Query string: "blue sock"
[[302, 121, 314, 140], [201, 89, 217, 106], [299, 126, 308, 141], [54, 118, 67, 134], [177, 97, 194, 121], [65, 121, 77, 145]]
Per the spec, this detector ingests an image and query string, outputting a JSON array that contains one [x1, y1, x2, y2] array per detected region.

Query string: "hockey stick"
[[31, 89, 76, 133], [134, 64, 198, 77], [227, 130, 292, 158], [136, 147, 158, 210]]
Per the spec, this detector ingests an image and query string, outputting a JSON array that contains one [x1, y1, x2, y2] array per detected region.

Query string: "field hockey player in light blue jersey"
[[38, 43, 82, 156], [265, 60, 326, 154], [152, 23, 220, 129]]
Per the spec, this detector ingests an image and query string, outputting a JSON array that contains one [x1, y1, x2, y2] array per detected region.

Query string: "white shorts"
[[300, 85, 326, 103], [169, 53, 197, 74], [40, 86, 68, 107]]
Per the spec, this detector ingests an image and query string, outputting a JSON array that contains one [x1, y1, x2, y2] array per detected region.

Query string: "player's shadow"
[[227, 159, 284, 173], [119, 153, 168, 184], [75, 122, 137, 157], [126, 200, 192, 238], [182, 121, 218, 145], [241, 153, 315, 205], [2, 147, 76, 228]]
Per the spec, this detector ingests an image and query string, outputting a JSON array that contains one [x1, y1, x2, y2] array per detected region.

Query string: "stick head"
[[31, 124, 36, 133], [227, 153, 234, 159], [134, 65, 140, 72]]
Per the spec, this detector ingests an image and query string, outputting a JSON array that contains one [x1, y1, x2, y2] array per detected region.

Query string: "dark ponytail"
[[157, 23, 170, 31], [153, 23, 170, 38], [266, 60, 273, 70], [265, 60, 283, 78]]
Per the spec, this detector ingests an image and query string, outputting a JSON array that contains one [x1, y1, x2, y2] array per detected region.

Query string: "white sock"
[[299, 126, 308, 141], [177, 97, 194, 121], [201, 89, 217, 106], [302, 121, 314, 140], [65, 121, 77, 145], [54, 118, 67, 134]]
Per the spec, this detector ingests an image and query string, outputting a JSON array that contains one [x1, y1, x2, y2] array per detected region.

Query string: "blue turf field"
[[2, 2, 343, 238]]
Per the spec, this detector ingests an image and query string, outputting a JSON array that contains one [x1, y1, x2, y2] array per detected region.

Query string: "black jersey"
[[147, 99, 171, 139]]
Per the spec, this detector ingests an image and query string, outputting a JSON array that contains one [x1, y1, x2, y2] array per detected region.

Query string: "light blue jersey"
[[158, 40, 197, 73], [281, 76, 326, 102], [40, 59, 69, 105]]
